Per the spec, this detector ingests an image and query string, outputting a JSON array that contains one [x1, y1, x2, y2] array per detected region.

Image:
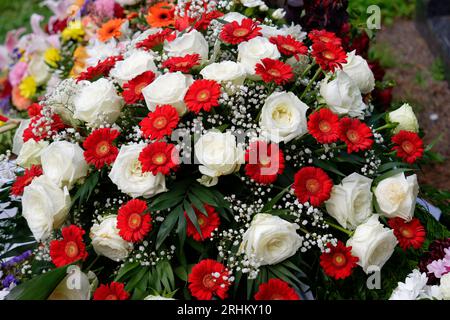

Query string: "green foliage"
[[430, 58, 446, 81], [368, 43, 397, 68], [348, 0, 416, 27]]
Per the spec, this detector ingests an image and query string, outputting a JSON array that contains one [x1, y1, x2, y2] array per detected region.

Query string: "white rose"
[[374, 173, 419, 221], [320, 71, 367, 118], [48, 266, 91, 300], [238, 37, 280, 75], [73, 78, 123, 126], [142, 72, 193, 115], [40, 141, 89, 189], [439, 272, 450, 300], [90, 215, 133, 262], [260, 91, 309, 143], [240, 213, 302, 266], [388, 103, 419, 134], [16, 139, 48, 168], [200, 61, 246, 86], [272, 8, 286, 20], [347, 214, 398, 273], [28, 55, 50, 86], [221, 12, 247, 23], [12, 119, 31, 155], [22, 175, 70, 242], [325, 173, 373, 230], [341, 50, 375, 94], [164, 30, 209, 63], [110, 50, 157, 83], [194, 131, 243, 185], [240, 0, 265, 8], [109, 143, 167, 198], [144, 295, 175, 300]]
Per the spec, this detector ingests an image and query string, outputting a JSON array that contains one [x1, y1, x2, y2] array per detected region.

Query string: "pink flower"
[[9, 61, 28, 87], [427, 248, 450, 278]]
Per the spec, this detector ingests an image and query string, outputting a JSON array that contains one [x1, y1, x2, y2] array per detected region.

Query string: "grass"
[[0, 0, 51, 43]]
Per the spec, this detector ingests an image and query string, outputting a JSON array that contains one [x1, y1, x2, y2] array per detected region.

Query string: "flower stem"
[[300, 68, 322, 100], [374, 123, 396, 132], [326, 220, 353, 236]]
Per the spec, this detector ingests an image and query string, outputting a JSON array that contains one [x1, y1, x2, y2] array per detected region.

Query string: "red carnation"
[[162, 54, 200, 73], [391, 130, 424, 164], [254, 278, 300, 300], [122, 71, 156, 104], [10, 165, 43, 196], [307, 108, 340, 144], [136, 29, 175, 51], [22, 113, 65, 142], [309, 29, 342, 46], [339, 117, 374, 153], [184, 79, 221, 113], [139, 104, 179, 140], [245, 141, 285, 185], [83, 128, 120, 169], [320, 241, 359, 280], [185, 205, 221, 241], [93, 282, 129, 300], [311, 41, 347, 73], [269, 35, 308, 59], [255, 58, 294, 85], [117, 199, 152, 242], [188, 259, 231, 300], [138, 141, 179, 175], [77, 55, 123, 82], [293, 166, 333, 206], [49, 225, 88, 267], [220, 18, 261, 45], [388, 217, 426, 250], [27, 103, 42, 118]]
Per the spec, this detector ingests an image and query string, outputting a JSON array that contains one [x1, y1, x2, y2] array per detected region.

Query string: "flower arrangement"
[[0, 0, 448, 301]]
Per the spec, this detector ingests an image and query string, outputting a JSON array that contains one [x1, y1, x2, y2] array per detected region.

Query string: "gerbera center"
[[322, 51, 336, 60], [64, 241, 79, 258], [202, 274, 216, 289], [281, 44, 295, 53], [400, 226, 414, 239], [152, 116, 168, 129], [401, 141, 414, 154], [346, 130, 360, 143], [232, 28, 250, 38], [198, 217, 205, 226], [318, 120, 331, 133], [105, 294, 118, 300], [305, 178, 320, 193], [128, 213, 142, 230], [259, 157, 271, 168], [96, 141, 111, 157], [134, 82, 148, 95], [267, 68, 281, 77], [332, 253, 347, 268], [152, 152, 167, 165], [196, 89, 211, 102]]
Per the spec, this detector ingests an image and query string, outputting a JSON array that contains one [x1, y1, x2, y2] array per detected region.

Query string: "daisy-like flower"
[[97, 19, 125, 42], [83, 128, 120, 169], [255, 58, 294, 85], [49, 225, 88, 267], [254, 278, 300, 300], [162, 54, 200, 73], [269, 35, 308, 59], [10, 165, 43, 197], [194, 10, 224, 31], [320, 241, 359, 280], [184, 79, 221, 113], [220, 18, 261, 45], [307, 108, 340, 144], [136, 29, 175, 51], [23, 114, 65, 142], [93, 282, 129, 300], [391, 130, 424, 164], [188, 259, 231, 300], [309, 29, 342, 45], [388, 218, 426, 250], [244, 141, 285, 185], [138, 141, 179, 175], [185, 205, 221, 242], [146, 2, 175, 28], [117, 199, 152, 243], [77, 55, 123, 82], [293, 166, 333, 206], [139, 105, 179, 140], [311, 41, 347, 73], [122, 71, 156, 104], [339, 117, 374, 153]]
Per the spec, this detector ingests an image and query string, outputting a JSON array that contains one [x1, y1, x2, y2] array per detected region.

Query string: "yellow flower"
[[19, 76, 37, 99], [70, 46, 88, 78], [44, 47, 61, 68], [61, 20, 85, 42]]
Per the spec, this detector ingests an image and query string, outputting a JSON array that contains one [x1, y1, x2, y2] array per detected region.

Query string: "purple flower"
[[1, 274, 18, 288]]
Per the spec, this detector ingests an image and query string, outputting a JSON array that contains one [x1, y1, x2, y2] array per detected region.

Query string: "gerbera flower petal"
[[269, 35, 308, 59], [320, 241, 359, 279], [293, 166, 333, 206], [10, 165, 43, 196], [97, 19, 125, 42], [146, 2, 175, 28], [184, 79, 221, 113], [136, 29, 175, 51], [93, 282, 129, 300], [307, 108, 340, 144], [122, 71, 156, 104], [77, 55, 123, 82], [391, 130, 424, 164], [244, 141, 285, 185], [49, 225, 88, 267], [339, 117, 374, 153], [220, 18, 261, 45], [254, 278, 300, 300], [388, 217, 426, 250], [139, 104, 179, 140], [311, 41, 347, 73], [188, 259, 231, 300], [117, 199, 152, 243], [255, 58, 294, 85], [83, 128, 120, 169], [138, 141, 179, 175], [162, 54, 200, 73], [185, 205, 221, 241]]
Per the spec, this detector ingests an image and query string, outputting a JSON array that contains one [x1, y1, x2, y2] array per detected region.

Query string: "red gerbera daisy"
[[309, 29, 342, 46], [93, 282, 129, 300], [77, 55, 123, 82], [22, 113, 65, 142], [184, 79, 221, 113], [307, 108, 340, 144], [194, 10, 224, 31], [320, 241, 359, 280], [244, 141, 285, 185], [254, 278, 300, 300], [138, 141, 179, 175], [388, 217, 426, 250], [49, 225, 88, 267], [162, 54, 200, 73], [391, 130, 424, 164], [255, 58, 294, 85], [117, 199, 152, 242], [220, 18, 261, 45], [293, 166, 333, 206], [188, 259, 231, 300], [122, 71, 156, 104], [83, 128, 120, 169], [339, 117, 374, 153], [10, 165, 43, 196], [27, 103, 42, 118], [311, 41, 347, 73], [269, 35, 308, 59], [139, 105, 179, 140], [136, 29, 175, 51], [185, 205, 221, 241]]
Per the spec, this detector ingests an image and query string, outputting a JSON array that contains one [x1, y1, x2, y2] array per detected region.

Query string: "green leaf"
[[174, 265, 188, 282], [188, 192, 207, 215], [71, 171, 99, 208], [313, 158, 346, 177], [115, 261, 140, 282], [373, 168, 413, 185], [261, 184, 292, 212], [377, 161, 410, 173], [125, 267, 148, 292], [156, 208, 180, 250], [183, 200, 202, 239]]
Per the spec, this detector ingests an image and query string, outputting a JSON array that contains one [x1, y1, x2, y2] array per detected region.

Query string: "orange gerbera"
[[146, 2, 175, 27], [97, 18, 125, 42]]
